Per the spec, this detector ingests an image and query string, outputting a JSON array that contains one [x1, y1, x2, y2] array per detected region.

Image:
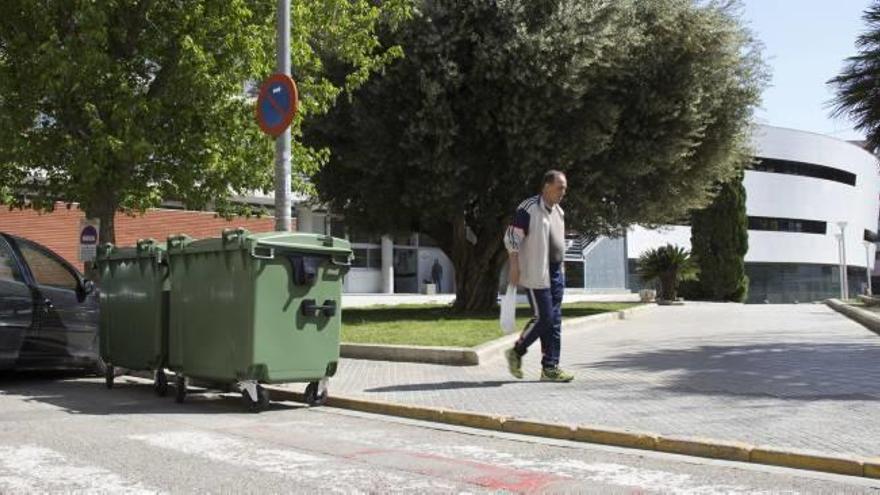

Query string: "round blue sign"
[[80, 225, 98, 245], [256, 74, 299, 137]]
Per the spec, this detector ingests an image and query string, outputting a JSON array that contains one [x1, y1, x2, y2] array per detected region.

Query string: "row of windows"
[[751, 157, 857, 186], [746, 217, 879, 239], [747, 216, 827, 234]]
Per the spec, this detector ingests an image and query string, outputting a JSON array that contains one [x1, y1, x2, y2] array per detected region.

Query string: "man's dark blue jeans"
[[513, 262, 564, 368]]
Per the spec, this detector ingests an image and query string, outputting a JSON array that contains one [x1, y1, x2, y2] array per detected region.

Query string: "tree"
[[0, 0, 409, 244], [637, 244, 698, 302], [689, 171, 749, 301], [829, 1, 880, 152], [308, 0, 766, 310]]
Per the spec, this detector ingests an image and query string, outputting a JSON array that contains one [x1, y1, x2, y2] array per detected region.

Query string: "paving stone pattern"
[[298, 303, 880, 457]]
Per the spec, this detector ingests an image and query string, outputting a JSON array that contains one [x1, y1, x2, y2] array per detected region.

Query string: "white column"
[[865, 241, 873, 295], [297, 207, 313, 233], [838, 221, 849, 300], [381, 235, 394, 294], [836, 233, 845, 300]]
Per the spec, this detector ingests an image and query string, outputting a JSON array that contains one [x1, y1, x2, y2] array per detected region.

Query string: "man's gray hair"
[[542, 170, 566, 187]]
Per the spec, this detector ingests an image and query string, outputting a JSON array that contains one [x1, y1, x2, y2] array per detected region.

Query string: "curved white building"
[[627, 125, 880, 303]]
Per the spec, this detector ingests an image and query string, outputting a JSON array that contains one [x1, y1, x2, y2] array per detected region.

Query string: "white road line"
[[130, 430, 463, 493], [444, 445, 791, 495], [0, 445, 158, 494], [270, 421, 793, 495]]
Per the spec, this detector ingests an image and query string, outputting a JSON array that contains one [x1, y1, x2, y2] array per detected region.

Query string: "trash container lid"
[[250, 232, 352, 256], [96, 239, 165, 261]]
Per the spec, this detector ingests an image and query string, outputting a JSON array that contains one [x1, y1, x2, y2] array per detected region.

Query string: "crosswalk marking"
[[130, 431, 325, 474], [0, 445, 158, 494], [129, 430, 462, 493], [441, 445, 787, 495]]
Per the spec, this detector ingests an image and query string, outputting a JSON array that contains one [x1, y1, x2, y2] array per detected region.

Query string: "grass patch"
[[341, 302, 640, 347]]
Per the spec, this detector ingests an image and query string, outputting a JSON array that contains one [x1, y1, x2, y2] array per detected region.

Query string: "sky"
[[741, 0, 874, 141]]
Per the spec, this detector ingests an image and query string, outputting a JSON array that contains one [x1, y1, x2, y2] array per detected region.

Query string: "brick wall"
[[0, 203, 283, 271]]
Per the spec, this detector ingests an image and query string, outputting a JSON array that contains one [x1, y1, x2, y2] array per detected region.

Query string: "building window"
[[752, 157, 857, 186], [351, 247, 382, 269], [564, 260, 584, 289], [747, 216, 826, 234]]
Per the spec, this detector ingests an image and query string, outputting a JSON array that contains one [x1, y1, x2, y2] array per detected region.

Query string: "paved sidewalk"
[[302, 303, 880, 458], [341, 291, 639, 308]]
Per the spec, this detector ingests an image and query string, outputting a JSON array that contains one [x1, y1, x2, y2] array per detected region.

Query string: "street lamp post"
[[836, 233, 845, 299], [274, 0, 292, 232], [837, 221, 849, 300], [865, 240, 873, 296]]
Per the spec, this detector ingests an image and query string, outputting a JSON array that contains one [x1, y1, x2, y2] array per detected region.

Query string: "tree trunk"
[[96, 208, 116, 245], [446, 215, 508, 312], [660, 273, 676, 301], [84, 197, 117, 280]]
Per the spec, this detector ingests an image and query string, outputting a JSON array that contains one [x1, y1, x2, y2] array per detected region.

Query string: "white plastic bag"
[[499, 284, 517, 334]]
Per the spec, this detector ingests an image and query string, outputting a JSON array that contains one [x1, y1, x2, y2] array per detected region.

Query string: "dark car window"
[[0, 237, 23, 283], [17, 241, 78, 290]]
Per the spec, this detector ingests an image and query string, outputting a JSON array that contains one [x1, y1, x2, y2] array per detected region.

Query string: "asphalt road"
[[0, 372, 877, 494]]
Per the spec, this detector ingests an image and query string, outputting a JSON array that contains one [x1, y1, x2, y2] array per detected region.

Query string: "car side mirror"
[[81, 279, 96, 295]]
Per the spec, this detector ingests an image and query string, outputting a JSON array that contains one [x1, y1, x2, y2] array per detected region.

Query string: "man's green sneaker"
[[505, 348, 523, 379], [540, 367, 574, 382]]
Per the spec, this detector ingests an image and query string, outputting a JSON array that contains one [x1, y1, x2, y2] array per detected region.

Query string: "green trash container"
[[96, 238, 170, 395], [165, 228, 351, 411]]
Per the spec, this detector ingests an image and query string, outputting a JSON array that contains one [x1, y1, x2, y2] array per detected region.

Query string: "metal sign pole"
[[274, 0, 292, 232], [840, 224, 849, 300], [836, 234, 845, 299]]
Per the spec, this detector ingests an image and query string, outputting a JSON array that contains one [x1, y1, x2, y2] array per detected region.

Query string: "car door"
[[13, 237, 98, 365], [0, 235, 33, 369]]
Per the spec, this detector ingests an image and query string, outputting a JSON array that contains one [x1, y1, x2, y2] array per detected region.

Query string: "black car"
[[0, 233, 100, 371]]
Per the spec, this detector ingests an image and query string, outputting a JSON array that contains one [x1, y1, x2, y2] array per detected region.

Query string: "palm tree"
[[637, 244, 698, 302], [829, 2, 880, 152]]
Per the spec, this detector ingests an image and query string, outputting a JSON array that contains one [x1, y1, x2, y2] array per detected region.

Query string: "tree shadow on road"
[[0, 371, 304, 415], [583, 342, 880, 401]]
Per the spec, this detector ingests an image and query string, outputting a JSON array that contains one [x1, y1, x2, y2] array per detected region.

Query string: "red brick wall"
[[0, 203, 283, 271]]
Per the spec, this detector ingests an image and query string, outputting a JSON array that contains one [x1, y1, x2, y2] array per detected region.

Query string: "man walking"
[[503, 170, 573, 382], [431, 258, 443, 293]]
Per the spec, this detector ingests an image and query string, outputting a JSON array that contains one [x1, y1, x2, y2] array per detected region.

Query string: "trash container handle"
[[167, 234, 191, 249], [136, 238, 156, 251], [250, 245, 275, 260], [329, 256, 352, 268], [222, 227, 249, 244], [301, 299, 337, 317]]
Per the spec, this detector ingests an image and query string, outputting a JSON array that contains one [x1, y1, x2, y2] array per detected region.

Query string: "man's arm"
[[504, 206, 530, 287], [508, 252, 521, 287]]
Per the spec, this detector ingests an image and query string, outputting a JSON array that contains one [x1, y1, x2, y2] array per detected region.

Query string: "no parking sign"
[[79, 219, 100, 261], [255, 73, 299, 137]]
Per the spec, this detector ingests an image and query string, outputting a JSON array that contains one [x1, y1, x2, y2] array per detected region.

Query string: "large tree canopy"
[[829, 1, 880, 152], [309, 0, 766, 310], [0, 0, 409, 243]]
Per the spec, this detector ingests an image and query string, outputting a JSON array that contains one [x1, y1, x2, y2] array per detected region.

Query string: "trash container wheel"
[[175, 375, 187, 403], [154, 370, 168, 397], [241, 385, 270, 413], [104, 364, 115, 389], [305, 381, 327, 407]]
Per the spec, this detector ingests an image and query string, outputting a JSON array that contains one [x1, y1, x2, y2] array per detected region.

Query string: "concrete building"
[[628, 125, 880, 303]]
